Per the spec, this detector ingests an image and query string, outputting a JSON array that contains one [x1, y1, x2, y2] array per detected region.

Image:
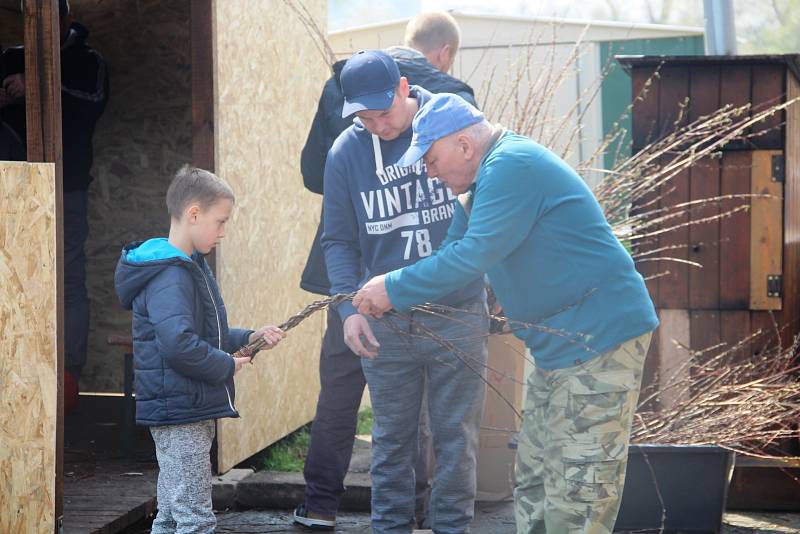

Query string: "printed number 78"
[[401, 229, 433, 260]]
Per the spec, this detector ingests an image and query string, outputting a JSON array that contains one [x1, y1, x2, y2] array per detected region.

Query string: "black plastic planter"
[[615, 444, 735, 533]]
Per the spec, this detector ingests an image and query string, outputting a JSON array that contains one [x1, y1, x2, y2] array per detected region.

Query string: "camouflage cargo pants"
[[514, 332, 652, 534]]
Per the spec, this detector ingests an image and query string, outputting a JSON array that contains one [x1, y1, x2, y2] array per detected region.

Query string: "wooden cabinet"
[[618, 55, 800, 401]]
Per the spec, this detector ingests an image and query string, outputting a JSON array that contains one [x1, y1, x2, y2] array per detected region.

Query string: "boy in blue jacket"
[[115, 165, 284, 534]]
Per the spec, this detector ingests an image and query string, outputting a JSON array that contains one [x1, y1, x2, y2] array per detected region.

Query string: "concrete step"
[[212, 464, 372, 513]]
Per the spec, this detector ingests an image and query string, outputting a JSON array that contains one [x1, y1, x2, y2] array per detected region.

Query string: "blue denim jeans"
[[303, 311, 433, 524], [363, 298, 488, 534]]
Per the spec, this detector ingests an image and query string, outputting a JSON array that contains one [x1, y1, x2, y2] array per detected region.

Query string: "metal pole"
[[704, 0, 738, 55]]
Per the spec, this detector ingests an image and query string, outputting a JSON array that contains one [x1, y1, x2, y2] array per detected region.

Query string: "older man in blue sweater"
[[354, 93, 659, 534]]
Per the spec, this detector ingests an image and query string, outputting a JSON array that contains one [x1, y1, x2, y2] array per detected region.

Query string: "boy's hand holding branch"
[[234, 325, 285, 373]]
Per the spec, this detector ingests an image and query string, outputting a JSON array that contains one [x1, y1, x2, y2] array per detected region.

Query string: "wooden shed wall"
[[212, 0, 328, 472], [0, 162, 57, 534], [1, 0, 191, 392], [625, 57, 800, 411], [74, 0, 193, 392], [0, 0, 193, 391]]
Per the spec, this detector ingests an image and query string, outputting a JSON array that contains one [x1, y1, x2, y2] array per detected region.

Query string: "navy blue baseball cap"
[[396, 93, 485, 167], [340, 50, 401, 118]]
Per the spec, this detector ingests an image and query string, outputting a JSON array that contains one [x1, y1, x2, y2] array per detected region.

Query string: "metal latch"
[[767, 274, 783, 298], [772, 155, 785, 182]]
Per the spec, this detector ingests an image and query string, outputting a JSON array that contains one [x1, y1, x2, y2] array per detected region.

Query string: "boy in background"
[[115, 165, 284, 533]]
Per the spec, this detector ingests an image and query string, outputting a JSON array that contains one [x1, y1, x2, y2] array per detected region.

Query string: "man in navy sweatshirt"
[[354, 93, 659, 534], [321, 51, 488, 534], [294, 13, 477, 531]]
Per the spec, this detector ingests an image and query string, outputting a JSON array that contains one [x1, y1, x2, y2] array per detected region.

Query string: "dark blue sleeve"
[[321, 148, 361, 320], [226, 328, 254, 354], [300, 88, 331, 195], [148, 267, 235, 384], [301, 76, 352, 195]]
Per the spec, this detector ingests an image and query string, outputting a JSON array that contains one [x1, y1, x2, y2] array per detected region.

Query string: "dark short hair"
[[166, 165, 235, 219]]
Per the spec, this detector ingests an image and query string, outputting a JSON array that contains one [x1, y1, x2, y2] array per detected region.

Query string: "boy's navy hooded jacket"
[[114, 239, 253, 426]]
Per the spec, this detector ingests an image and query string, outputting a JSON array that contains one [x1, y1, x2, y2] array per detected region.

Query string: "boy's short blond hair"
[[166, 165, 235, 218]]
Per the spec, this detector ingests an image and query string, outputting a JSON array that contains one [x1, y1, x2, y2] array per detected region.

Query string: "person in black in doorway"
[[293, 12, 477, 531], [0, 0, 108, 413]]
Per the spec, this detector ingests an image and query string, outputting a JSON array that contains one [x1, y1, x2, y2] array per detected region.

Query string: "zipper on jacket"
[[195, 262, 237, 414]]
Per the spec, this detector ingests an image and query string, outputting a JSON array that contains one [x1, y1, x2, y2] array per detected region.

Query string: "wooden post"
[[23, 1, 63, 531], [191, 0, 216, 274], [191, 0, 218, 468]]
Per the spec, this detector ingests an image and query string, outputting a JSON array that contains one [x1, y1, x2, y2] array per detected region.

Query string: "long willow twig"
[[632, 326, 800, 457]]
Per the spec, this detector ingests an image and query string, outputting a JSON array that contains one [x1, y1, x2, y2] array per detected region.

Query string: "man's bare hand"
[[3, 74, 25, 99], [353, 274, 393, 318], [343, 314, 381, 358], [233, 356, 252, 375], [249, 325, 285, 349]]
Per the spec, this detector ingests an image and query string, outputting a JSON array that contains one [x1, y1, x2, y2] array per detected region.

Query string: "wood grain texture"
[[631, 65, 660, 151], [720, 310, 751, 365], [749, 150, 783, 310], [718, 64, 751, 151], [655, 67, 690, 308], [688, 157, 720, 309], [656, 309, 690, 412], [719, 151, 752, 309], [780, 74, 800, 349], [657, 65, 689, 143], [657, 164, 690, 308], [750, 64, 785, 149], [0, 162, 57, 534], [212, 0, 328, 473]]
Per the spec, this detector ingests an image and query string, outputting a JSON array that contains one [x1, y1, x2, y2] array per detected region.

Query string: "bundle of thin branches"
[[233, 293, 353, 359], [632, 329, 800, 458], [595, 98, 798, 237]]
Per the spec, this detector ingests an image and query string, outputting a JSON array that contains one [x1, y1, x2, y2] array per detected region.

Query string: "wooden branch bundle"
[[632, 329, 800, 457], [232, 293, 354, 360]]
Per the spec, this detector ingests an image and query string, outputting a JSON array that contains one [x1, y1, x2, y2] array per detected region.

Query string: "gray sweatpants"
[[150, 420, 216, 534], [363, 299, 488, 534]]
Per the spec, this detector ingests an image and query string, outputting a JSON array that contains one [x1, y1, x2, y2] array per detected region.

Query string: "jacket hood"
[[332, 59, 347, 83], [115, 238, 192, 309]]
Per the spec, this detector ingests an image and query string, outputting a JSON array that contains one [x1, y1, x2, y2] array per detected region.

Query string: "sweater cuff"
[[336, 300, 359, 321], [385, 269, 413, 312]]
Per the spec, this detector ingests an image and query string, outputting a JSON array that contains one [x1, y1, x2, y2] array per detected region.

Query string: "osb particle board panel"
[[0, 162, 56, 534], [476, 335, 524, 501], [71, 0, 193, 391], [212, 0, 328, 472], [0, 2, 191, 391]]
